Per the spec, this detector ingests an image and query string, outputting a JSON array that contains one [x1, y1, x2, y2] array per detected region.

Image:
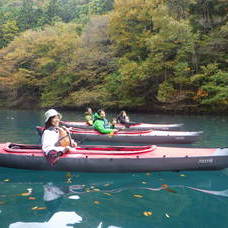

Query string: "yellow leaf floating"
[[94, 201, 101, 205], [93, 188, 100, 192], [17, 192, 32, 196], [180, 174, 186, 177], [3, 179, 10, 182], [32, 206, 47, 210], [36, 207, 47, 210], [103, 193, 112, 196], [22, 192, 32, 196], [103, 183, 111, 187], [143, 211, 153, 216], [133, 194, 143, 198]]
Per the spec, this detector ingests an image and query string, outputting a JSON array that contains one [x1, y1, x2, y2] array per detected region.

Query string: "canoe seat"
[[9, 144, 41, 150]]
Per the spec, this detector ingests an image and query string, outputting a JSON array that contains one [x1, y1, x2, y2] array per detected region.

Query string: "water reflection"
[[2, 172, 228, 228], [9, 211, 82, 228]]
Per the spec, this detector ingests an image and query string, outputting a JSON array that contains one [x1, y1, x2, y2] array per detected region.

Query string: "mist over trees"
[[0, 0, 227, 112]]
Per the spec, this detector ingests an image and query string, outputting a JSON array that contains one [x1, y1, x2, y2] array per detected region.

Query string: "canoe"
[[36, 127, 202, 144], [0, 142, 228, 172], [61, 121, 183, 131]]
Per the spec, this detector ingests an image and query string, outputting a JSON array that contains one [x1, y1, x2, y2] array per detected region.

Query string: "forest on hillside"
[[0, 0, 227, 113]]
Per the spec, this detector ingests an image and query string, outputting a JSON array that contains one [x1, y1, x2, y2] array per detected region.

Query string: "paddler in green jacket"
[[93, 109, 118, 134]]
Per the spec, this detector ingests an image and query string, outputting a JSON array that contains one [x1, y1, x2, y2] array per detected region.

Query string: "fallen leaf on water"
[[165, 213, 170, 218], [3, 179, 10, 182], [161, 184, 168, 188], [94, 201, 101, 205], [32, 207, 47, 210], [161, 184, 177, 193], [180, 174, 186, 177], [17, 192, 32, 196], [133, 194, 143, 198], [93, 188, 100, 192], [103, 183, 111, 187], [28, 197, 36, 200], [103, 193, 112, 196], [143, 211, 153, 216]]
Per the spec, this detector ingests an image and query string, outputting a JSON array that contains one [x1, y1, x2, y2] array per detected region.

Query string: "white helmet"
[[44, 109, 62, 123]]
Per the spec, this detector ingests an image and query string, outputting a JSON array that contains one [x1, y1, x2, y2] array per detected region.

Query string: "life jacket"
[[57, 127, 72, 147]]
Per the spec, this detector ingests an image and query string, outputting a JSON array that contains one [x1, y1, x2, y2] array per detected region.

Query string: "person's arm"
[[93, 120, 114, 134], [85, 114, 93, 125], [41, 130, 67, 155]]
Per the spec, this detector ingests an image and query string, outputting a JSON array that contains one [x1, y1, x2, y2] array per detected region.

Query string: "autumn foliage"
[[0, 0, 227, 112]]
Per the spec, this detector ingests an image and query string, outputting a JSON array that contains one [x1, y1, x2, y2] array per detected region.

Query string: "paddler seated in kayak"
[[116, 110, 137, 127], [42, 109, 77, 160], [93, 109, 118, 134], [84, 107, 94, 125]]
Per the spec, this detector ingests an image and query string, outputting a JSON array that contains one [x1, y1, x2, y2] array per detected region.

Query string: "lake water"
[[0, 109, 228, 228]]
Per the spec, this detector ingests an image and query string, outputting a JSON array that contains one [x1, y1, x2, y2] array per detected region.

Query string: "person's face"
[[100, 111, 106, 118], [88, 108, 92, 114], [50, 115, 60, 127]]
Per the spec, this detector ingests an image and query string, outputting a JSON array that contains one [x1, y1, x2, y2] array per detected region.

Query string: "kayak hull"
[[37, 127, 202, 144], [73, 131, 201, 144], [0, 143, 227, 172], [61, 121, 183, 131]]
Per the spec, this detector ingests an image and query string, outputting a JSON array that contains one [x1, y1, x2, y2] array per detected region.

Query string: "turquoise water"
[[0, 109, 228, 228]]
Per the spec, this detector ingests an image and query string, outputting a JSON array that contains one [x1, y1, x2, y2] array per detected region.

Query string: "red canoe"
[[0, 142, 227, 172]]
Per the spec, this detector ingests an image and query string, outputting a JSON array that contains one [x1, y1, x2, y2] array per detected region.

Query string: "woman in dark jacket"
[[117, 111, 137, 127]]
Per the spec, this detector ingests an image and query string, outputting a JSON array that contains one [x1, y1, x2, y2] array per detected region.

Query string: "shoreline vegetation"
[[0, 0, 227, 113]]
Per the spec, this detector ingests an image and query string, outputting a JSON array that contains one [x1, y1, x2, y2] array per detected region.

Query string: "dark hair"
[[119, 110, 126, 116], [45, 116, 54, 129], [97, 109, 105, 115]]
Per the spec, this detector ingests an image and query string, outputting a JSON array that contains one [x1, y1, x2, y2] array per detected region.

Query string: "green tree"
[[0, 20, 19, 47], [0, 22, 81, 107]]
